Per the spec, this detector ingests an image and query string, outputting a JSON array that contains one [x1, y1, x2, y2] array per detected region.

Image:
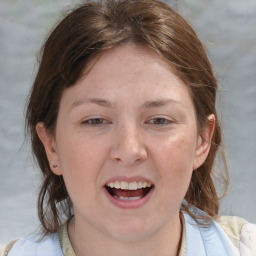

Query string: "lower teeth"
[[114, 196, 142, 201]]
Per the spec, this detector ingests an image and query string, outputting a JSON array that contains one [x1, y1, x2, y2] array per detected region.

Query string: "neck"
[[68, 212, 183, 256]]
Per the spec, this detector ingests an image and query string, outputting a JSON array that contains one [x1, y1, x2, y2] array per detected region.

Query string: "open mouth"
[[105, 181, 154, 201]]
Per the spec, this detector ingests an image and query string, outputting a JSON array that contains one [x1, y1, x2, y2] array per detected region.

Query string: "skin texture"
[[36, 44, 214, 256]]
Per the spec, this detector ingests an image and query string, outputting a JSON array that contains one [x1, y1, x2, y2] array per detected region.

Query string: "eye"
[[146, 117, 172, 126], [81, 118, 110, 127]]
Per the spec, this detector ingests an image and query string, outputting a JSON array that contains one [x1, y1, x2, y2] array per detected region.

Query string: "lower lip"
[[104, 187, 154, 209]]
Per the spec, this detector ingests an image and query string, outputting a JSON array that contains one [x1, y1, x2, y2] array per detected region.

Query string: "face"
[[37, 44, 213, 242]]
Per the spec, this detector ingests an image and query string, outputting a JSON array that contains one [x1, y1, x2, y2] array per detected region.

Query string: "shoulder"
[[217, 216, 256, 255], [3, 233, 63, 256], [2, 240, 17, 256], [217, 216, 248, 247]]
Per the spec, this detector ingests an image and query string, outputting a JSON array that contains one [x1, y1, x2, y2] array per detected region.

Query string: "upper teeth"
[[107, 181, 152, 190]]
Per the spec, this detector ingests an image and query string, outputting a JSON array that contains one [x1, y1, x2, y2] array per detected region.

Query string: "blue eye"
[[82, 118, 109, 126], [147, 118, 172, 126]]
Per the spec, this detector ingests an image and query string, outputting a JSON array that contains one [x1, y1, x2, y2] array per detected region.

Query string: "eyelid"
[[145, 115, 174, 126], [80, 116, 112, 126]]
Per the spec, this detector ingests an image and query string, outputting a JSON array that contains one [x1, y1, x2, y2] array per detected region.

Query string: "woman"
[[4, 0, 255, 255]]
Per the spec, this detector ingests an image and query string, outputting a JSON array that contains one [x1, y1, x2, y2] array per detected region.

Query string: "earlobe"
[[193, 114, 215, 170], [36, 122, 62, 175]]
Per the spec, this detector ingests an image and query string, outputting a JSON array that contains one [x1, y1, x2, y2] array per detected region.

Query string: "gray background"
[[0, 0, 255, 248]]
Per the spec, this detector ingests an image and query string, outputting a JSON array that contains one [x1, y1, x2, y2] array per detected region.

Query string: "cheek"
[[57, 131, 104, 168], [152, 133, 197, 186], [56, 140, 104, 206], [56, 135, 105, 189]]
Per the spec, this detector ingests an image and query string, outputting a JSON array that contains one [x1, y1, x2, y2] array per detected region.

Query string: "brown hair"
[[26, 0, 228, 235]]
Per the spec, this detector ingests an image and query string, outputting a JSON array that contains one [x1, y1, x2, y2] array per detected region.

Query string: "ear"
[[193, 114, 215, 170], [36, 122, 62, 175]]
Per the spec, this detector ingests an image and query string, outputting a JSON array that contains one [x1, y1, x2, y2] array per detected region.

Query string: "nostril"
[[135, 158, 142, 163], [110, 136, 147, 165]]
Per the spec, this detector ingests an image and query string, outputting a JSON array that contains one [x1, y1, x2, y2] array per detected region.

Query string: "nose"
[[110, 124, 147, 166]]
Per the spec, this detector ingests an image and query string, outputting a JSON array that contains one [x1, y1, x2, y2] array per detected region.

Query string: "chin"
[[105, 218, 157, 242]]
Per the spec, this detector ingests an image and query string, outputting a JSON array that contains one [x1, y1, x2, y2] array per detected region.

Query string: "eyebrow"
[[141, 99, 185, 109], [71, 98, 113, 109], [70, 97, 184, 110]]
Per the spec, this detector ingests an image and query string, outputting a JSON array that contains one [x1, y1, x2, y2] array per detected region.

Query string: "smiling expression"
[[37, 44, 212, 241]]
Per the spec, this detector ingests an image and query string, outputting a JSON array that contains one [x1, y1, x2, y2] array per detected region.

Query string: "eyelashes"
[[146, 117, 173, 126], [81, 118, 111, 127], [81, 116, 173, 128]]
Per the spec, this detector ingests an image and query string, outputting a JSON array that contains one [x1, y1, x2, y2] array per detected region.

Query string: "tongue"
[[112, 188, 144, 198]]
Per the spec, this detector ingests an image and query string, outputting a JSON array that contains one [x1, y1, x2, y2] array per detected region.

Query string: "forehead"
[[60, 44, 193, 110]]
